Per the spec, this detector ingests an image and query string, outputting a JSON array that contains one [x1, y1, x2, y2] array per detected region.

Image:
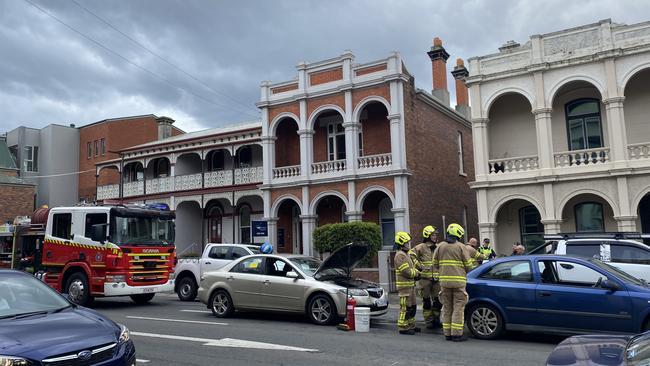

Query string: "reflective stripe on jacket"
[[464, 245, 485, 268], [394, 250, 418, 293], [408, 242, 435, 279], [432, 240, 473, 289]]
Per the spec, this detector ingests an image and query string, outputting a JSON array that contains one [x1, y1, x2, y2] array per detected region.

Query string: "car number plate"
[[142, 287, 155, 293], [375, 298, 388, 307]]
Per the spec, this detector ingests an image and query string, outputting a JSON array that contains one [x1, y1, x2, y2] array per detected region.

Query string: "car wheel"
[[176, 277, 197, 302], [65, 272, 93, 307], [467, 303, 504, 340], [210, 290, 234, 318], [130, 293, 155, 304], [307, 294, 337, 325]]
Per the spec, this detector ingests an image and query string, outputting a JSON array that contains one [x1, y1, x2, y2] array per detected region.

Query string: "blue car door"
[[535, 259, 633, 333]]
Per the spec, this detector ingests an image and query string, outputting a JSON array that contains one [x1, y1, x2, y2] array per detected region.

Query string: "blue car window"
[[479, 261, 533, 282], [540, 260, 604, 287]]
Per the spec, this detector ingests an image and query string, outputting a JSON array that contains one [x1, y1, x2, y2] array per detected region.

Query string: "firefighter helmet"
[[446, 223, 465, 239], [422, 225, 437, 239], [394, 232, 412, 246]]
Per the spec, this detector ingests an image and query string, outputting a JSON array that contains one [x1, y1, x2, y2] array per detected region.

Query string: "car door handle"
[[539, 291, 552, 297], [205, 261, 212, 265], [226, 276, 234, 281], [263, 280, 271, 285]]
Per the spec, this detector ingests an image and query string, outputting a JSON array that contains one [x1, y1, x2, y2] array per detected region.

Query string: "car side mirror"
[[601, 279, 622, 292], [286, 271, 299, 279]]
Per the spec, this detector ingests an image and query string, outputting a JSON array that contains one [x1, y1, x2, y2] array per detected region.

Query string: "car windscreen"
[[589, 259, 645, 286], [289, 257, 321, 277], [626, 331, 650, 364], [247, 246, 261, 254], [110, 213, 175, 246], [0, 274, 70, 318]]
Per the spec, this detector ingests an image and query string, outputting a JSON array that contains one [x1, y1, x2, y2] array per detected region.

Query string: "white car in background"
[[531, 233, 650, 283], [174, 243, 260, 301]]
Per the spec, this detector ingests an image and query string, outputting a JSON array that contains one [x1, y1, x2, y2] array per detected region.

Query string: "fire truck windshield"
[[110, 214, 175, 246]]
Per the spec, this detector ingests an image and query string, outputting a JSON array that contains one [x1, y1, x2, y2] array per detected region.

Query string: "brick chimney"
[[156, 116, 175, 140], [427, 37, 450, 106], [451, 58, 470, 119]]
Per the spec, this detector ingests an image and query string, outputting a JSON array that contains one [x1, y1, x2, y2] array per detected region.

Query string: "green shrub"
[[312, 222, 382, 265]]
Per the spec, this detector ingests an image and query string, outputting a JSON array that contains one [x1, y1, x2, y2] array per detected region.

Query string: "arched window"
[[575, 202, 604, 232], [378, 198, 395, 247], [519, 205, 544, 250], [206, 204, 223, 243], [210, 150, 225, 171], [237, 147, 252, 168], [154, 159, 170, 178], [239, 205, 252, 244], [565, 99, 603, 151]]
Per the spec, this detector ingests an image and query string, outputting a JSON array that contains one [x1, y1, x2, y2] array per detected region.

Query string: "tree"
[[312, 222, 382, 265]]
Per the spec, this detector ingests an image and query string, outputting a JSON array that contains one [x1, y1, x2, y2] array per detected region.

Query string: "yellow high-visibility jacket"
[[432, 240, 473, 289], [408, 242, 436, 279], [394, 250, 419, 295], [464, 245, 486, 268]]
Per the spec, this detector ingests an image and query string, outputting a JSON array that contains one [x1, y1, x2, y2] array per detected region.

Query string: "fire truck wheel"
[[66, 272, 93, 307], [176, 276, 198, 302], [130, 293, 155, 304]]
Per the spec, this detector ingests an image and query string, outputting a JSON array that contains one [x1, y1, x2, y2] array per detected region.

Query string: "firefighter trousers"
[[397, 287, 417, 331], [419, 278, 441, 326], [439, 286, 468, 337]]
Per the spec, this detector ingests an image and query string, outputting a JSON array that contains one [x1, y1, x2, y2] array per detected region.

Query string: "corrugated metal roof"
[[0, 139, 17, 169]]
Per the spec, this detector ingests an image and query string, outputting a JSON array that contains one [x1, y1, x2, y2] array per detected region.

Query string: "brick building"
[[78, 115, 184, 202], [0, 136, 36, 224], [259, 41, 477, 283]]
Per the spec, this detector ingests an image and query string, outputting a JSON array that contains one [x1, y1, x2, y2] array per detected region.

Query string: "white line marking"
[[180, 309, 212, 314], [131, 331, 318, 352], [126, 316, 227, 326], [136, 359, 151, 363]]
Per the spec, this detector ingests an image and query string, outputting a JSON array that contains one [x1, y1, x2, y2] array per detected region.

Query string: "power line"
[[22, 0, 259, 119], [68, 0, 260, 116], [22, 168, 95, 179]]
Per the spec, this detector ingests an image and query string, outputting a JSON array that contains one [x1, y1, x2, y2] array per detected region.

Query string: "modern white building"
[[467, 19, 650, 254]]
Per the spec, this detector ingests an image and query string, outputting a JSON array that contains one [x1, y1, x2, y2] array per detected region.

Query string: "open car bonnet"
[[313, 242, 370, 281]]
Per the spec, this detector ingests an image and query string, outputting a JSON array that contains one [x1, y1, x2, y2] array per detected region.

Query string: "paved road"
[[93, 293, 561, 365]]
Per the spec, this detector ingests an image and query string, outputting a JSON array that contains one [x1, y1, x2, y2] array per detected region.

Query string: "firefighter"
[[408, 225, 442, 329], [464, 238, 486, 268], [432, 223, 473, 342], [479, 238, 497, 260], [394, 231, 421, 335]]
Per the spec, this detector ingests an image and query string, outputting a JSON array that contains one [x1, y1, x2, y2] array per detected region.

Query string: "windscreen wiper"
[[0, 310, 49, 320]]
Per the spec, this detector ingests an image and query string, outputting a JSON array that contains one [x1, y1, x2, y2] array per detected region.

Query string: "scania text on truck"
[[37, 204, 176, 306]]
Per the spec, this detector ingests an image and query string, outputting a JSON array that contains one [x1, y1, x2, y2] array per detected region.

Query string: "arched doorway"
[[276, 199, 302, 254], [560, 193, 617, 233], [361, 190, 395, 247], [494, 199, 543, 254], [315, 195, 346, 226]]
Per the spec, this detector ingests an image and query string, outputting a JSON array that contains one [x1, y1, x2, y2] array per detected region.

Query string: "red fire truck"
[[36, 203, 176, 306]]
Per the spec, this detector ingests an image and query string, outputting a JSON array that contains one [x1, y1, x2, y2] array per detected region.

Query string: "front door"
[[209, 216, 222, 243], [535, 259, 633, 333], [258, 258, 307, 311], [228, 256, 264, 308]]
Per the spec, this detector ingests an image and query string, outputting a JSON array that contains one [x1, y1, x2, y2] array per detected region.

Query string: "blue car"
[[0, 270, 136, 365], [465, 255, 650, 339]]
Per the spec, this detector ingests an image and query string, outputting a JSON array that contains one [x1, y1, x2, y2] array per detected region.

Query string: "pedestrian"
[[511, 243, 525, 256], [432, 223, 473, 342], [464, 238, 485, 267], [408, 225, 442, 329], [478, 238, 497, 261], [394, 231, 421, 335]]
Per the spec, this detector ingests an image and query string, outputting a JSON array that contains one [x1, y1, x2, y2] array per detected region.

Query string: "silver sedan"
[[198, 253, 388, 325]]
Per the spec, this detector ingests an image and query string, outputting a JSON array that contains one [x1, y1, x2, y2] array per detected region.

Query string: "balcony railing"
[[312, 160, 346, 175], [205, 170, 233, 188], [628, 142, 650, 160], [123, 181, 144, 197], [97, 184, 119, 200], [235, 166, 263, 185], [554, 147, 610, 167], [358, 153, 392, 169], [175, 173, 202, 191], [488, 155, 539, 174], [273, 165, 301, 179], [146, 176, 174, 194]]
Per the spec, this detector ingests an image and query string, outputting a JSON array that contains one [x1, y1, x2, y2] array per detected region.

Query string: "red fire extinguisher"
[[346, 295, 356, 330]]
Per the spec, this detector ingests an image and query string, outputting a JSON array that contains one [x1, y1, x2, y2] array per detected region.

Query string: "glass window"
[[519, 206, 544, 251], [84, 213, 107, 239], [52, 213, 72, 240], [565, 99, 603, 151], [326, 122, 346, 161], [101, 138, 106, 155], [87, 142, 92, 159], [208, 246, 229, 259], [457, 131, 465, 175], [611, 245, 650, 265], [231, 247, 249, 259], [265, 258, 290, 277], [237, 146, 252, 168], [239, 206, 251, 244], [94, 140, 98, 156], [0, 274, 70, 317], [538, 260, 604, 286], [479, 261, 533, 282], [154, 159, 170, 178], [211, 150, 225, 171], [575, 202, 604, 232], [23, 146, 38, 172], [565, 242, 601, 259], [232, 257, 263, 274], [358, 131, 363, 156]]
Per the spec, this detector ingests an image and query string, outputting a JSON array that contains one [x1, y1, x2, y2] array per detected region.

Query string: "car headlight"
[[339, 288, 369, 296], [118, 324, 130, 344], [0, 356, 30, 365]]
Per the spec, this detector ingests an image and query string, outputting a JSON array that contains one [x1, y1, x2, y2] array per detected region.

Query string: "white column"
[[533, 108, 554, 170], [267, 218, 278, 247], [346, 180, 362, 221], [614, 176, 637, 231], [298, 130, 313, 178], [541, 220, 562, 234], [388, 115, 402, 170], [343, 90, 358, 173], [543, 183, 556, 221], [262, 189, 272, 219], [170, 163, 176, 191], [389, 80, 406, 169], [472, 118, 489, 178], [261, 137, 275, 183], [300, 215, 317, 257], [603, 97, 628, 164], [393, 176, 409, 231]]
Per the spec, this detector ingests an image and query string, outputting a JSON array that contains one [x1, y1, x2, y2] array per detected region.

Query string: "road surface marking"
[[126, 316, 228, 326], [131, 332, 319, 352], [180, 309, 212, 314], [136, 359, 150, 363]]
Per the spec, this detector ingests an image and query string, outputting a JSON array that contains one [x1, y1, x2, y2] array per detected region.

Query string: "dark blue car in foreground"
[[465, 255, 650, 339], [0, 270, 136, 365], [546, 330, 650, 366]]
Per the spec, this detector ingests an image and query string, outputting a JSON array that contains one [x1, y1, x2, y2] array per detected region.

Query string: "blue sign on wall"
[[252, 221, 268, 237]]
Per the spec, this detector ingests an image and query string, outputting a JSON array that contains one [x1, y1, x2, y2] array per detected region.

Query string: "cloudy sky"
[[1, 0, 648, 133]]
